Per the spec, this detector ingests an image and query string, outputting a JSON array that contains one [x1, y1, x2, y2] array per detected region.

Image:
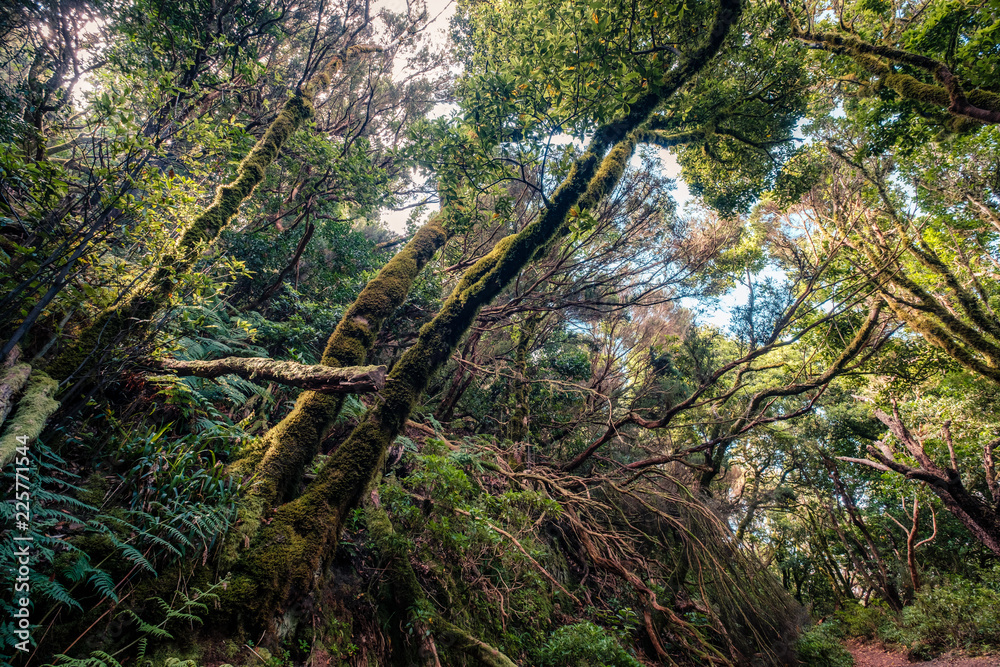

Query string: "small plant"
[[794, 621, 854, 667], [107, 422, 245, 568], [834, 600, 893, 641], [536, 622, 643, 667], [901, 576, 1000, 657]]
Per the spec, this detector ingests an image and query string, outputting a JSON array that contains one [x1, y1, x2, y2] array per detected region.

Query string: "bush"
[[902, 577, 1000, 657], [794, 621, 854, 667], [835, 601, 893, 641], [536, 622, 643, 667]]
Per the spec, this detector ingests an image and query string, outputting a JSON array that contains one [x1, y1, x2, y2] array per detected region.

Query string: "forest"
[[1, 0, 1000, 665]]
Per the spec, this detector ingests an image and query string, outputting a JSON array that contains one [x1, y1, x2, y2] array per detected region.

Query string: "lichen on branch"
[[155, 357, 387, 394]]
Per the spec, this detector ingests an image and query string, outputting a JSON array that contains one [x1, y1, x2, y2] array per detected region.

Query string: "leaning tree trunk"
[[45, 94, 315, 386], [224, 214, 448, 546], [44, 45, 385, 389], [221, 0, 744, 627]]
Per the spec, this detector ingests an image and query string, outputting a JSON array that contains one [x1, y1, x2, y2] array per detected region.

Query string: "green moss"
[[77, 472, 110, 507], [436, 618, 518, 667], [823, 40, 999, 117], [0, 361, 31, 424], [0, 370, 59, 466]]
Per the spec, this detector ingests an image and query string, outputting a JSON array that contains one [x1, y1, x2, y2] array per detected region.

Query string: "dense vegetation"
[[1, 0, 999, 665]]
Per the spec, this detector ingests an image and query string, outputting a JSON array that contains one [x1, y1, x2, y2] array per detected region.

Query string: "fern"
[[31, 577, 84, 611], [46, 651, 124, 667], [340, 394, 367, 421], [0, 446, 141, 660], [119, 609, 174, 639]]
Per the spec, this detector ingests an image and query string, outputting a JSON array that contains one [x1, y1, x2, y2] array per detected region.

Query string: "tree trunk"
[[226, 215, 448, 517], [228, 130, 647, 633]]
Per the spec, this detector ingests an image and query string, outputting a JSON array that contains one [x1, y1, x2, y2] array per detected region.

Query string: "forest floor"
[[845, 640, 1000, 666]]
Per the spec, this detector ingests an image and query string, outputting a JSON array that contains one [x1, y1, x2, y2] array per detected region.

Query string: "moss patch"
[[0, 370, 59, 466]]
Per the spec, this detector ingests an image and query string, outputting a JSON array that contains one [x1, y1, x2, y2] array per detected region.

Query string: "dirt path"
[[846, 641, 1000, 666]]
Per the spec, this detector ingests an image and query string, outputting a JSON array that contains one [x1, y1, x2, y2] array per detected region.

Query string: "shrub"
[[902, 577, 1000, 657], [834, 601, 893, 641], [794, 621, 854, 667], [536, 622, 643, 667]]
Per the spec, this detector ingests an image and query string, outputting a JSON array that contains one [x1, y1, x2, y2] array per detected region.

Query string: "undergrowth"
[[834, 569, 1000, 659]]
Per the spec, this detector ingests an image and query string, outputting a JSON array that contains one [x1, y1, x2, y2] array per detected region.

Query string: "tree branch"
[[155, 357, 386, 393]]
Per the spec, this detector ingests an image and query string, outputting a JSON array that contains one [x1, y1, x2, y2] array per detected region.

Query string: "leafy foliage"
[[536, 621, 643, 667]]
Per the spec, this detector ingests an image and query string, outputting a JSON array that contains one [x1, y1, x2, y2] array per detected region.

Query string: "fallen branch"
[[155, 357, 386, 394]]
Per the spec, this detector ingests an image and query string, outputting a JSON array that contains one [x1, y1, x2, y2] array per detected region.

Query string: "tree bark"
[[46, 43, 391, 387], [219, 0, 743, 636]]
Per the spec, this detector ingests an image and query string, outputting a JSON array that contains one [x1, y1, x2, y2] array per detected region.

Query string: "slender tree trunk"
[[252, 222, 316, 309], [508, 314, 541, 443], [434, 330, 480, 423], [46, 93, 316, 385], [827, 460, 903, 610]]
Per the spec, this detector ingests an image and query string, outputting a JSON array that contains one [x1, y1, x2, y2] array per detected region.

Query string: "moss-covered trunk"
[[46, 93, 315, 385], [158, 357, 387, 392], [227, 215, 448, 513], [0, 348, 31, 429], [0, 369, 59, 466]]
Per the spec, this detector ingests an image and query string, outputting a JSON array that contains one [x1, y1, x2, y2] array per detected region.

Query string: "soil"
[[845, 640, 1000, 666]]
